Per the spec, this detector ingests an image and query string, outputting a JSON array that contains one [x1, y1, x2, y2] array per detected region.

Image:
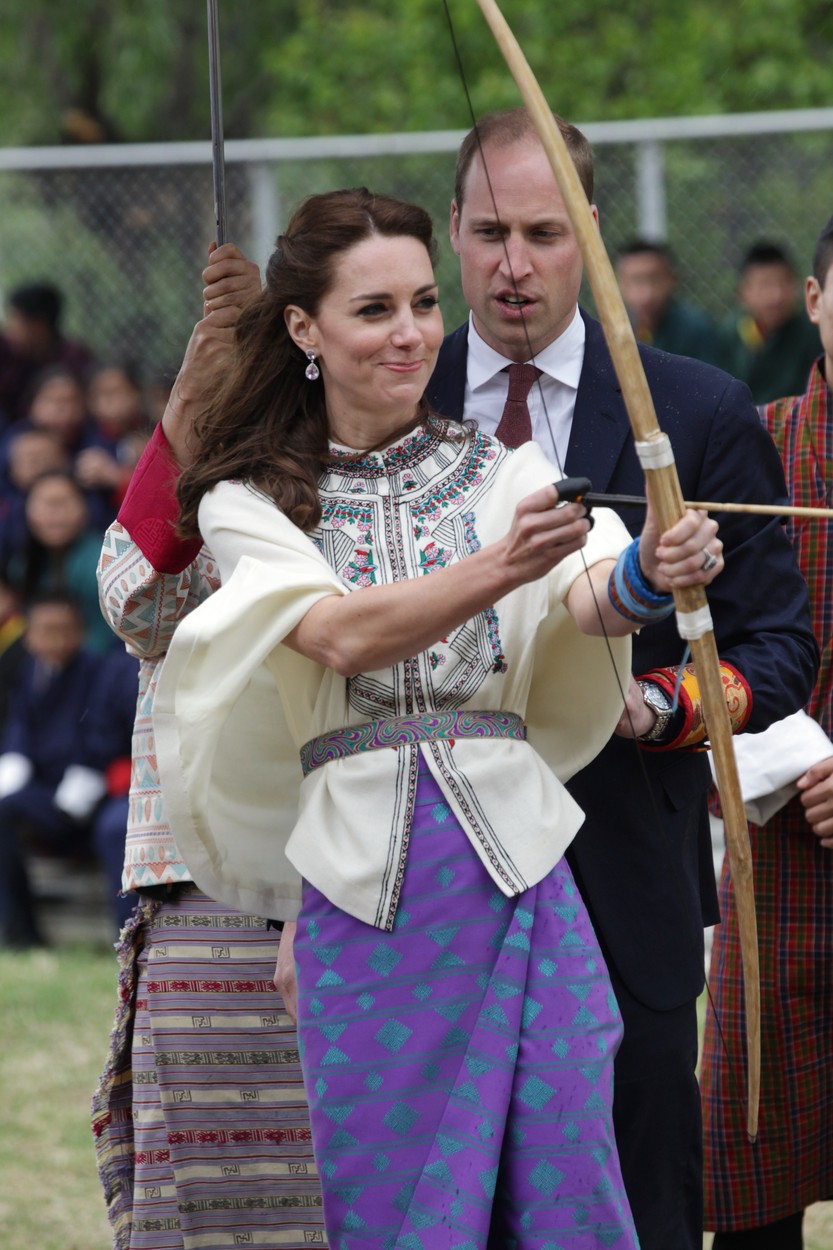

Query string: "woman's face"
[[291, 234, 443, 438], [25, 476, 88, 548]]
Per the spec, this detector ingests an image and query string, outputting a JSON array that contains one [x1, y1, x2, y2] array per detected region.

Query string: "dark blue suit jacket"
[[426, 313, 818, 1009]]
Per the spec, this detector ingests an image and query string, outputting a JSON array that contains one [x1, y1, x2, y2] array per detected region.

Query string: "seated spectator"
[[5, 469, 113, 653], [0, 428, 69, 569], [0, 591, 101, 949], [55, 642, 140, 932], [721, 240, 822, 402], [75, 361, 150, 513], [0, 282, 95, 427], [615, 239, 724, 365]]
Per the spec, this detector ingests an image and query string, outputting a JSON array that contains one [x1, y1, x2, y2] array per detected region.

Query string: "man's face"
[[806, 264, 833, 386], [616, 252, 676, 332], [450, 138, 595, 362], [738, 262, 797, 335]]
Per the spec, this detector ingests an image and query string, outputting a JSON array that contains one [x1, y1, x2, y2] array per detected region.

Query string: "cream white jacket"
[[154, 425, 631, 928]]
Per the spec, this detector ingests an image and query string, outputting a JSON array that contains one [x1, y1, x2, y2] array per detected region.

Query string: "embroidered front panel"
[[315, 427, 511, 725], [313, 425, 528, 913]]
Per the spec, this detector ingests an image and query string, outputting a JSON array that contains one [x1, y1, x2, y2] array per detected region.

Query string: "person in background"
[[92, 241, 327, 1250], [75, 360, 150, 513], [6, 469, 113, 653], [0, 281, 95, 425], [425, 106, 818, 1250], [51, 642, 141, 934], [615, 238, 723, 365], [0, 428, 69, 570], [702, 216, 833, 1250], [0, 590, 100, 949], [721, 240, 821, 403]]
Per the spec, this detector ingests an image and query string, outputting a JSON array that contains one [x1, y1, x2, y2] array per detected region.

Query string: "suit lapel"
[[565, 313, 632, 492], [427, 323, 468, 420]]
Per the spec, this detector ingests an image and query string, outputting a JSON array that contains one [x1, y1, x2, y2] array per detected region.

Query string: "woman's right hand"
[[499, 485, 592, 586], [163, 244, 262, 466]]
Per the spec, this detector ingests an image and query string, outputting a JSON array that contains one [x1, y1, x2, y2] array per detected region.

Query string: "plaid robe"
[[701, 359, 833, 1229]]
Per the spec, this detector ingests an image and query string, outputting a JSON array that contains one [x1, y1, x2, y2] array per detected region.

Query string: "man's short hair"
[[739, 241, 796, 275], [617, 239, 676, 266], [8, 282, 63, 329], [454, 106, 595, 209], [812, 215, 833, 288]]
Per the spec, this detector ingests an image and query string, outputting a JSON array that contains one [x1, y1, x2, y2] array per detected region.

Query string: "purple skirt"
[[295, 758, 639, 1247]]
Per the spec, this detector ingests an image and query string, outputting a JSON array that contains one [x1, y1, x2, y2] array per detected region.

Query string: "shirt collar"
[[466, 306, 585, 391]]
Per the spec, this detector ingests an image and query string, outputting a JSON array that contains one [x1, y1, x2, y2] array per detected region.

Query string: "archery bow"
[[473, 0, 761, 1140], [207, 0, 228, 246]]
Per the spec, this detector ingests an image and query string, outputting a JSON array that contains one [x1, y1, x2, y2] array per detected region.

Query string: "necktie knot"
[[495, 363, 541, 448]]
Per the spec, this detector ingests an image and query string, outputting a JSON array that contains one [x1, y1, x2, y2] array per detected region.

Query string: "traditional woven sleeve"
[[97, 522, 220, 659]]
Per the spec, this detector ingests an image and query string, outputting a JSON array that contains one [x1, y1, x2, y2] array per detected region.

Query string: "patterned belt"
[[300, 710, 526, 777]]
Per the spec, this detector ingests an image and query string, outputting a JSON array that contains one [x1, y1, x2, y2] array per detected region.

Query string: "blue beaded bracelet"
[[608, 538, 675, 624]]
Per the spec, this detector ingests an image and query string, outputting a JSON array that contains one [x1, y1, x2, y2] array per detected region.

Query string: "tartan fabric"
[[701, 359, 833, 1229]]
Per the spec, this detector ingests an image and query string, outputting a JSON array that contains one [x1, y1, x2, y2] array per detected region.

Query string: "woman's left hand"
[[273, 921, 298, 1023], [639, 504, 723, 592]]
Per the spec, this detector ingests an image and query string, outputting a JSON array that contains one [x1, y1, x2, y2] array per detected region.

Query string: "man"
[[721, 241, 821, 403], [615, 238, 723, 365], [702, 216, 833, 1250], [425, 107, 818, 1250]]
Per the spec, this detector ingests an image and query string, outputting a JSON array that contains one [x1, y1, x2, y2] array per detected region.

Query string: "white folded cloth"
[[54, 765, 107, 821], [0, 752, 33, 798], [709, 709, 833, 825]]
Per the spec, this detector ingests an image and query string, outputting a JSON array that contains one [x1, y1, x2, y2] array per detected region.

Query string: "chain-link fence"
[[0, 109, 831, 382]]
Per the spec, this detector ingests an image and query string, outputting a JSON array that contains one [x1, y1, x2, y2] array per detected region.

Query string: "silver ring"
[[701, 547, 718, 572]]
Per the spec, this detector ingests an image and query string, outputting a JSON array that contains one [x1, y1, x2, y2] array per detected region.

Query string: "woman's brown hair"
[[177, 187, 439, 536]]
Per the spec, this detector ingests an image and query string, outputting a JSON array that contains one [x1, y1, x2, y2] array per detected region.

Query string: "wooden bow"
[[474, 0, 760, 1140]]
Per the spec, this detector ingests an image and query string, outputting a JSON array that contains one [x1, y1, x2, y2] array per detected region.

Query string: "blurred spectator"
[[615, 239, 724, 365], [5, 469, 113, 653], [75, 361, 150, 511], [0, 366, 117, 531], [0, 282, 95, 426], [0, 429, 69, 570], [56, 642, 140, 932], [721, 241, 821, 402], [0, 591, 101, 949]]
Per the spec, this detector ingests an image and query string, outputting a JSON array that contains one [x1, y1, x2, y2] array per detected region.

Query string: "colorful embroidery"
[[341, 544, 378, 587], [418, 542, 453, 574]]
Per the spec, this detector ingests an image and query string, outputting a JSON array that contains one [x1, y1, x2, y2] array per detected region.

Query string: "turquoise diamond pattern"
[[530, 1158, 566, 1196], [296, 796, 638, 1249], [384, 1101, 419, 1136], [368, 943, 403, 976], [375, 1018, 413, 1054]]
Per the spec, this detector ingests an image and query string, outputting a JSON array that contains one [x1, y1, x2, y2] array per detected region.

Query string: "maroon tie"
[[494, 363, 541, 449]]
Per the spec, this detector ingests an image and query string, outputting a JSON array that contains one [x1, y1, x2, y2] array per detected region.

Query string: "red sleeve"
[[117, 423, 204, 574]]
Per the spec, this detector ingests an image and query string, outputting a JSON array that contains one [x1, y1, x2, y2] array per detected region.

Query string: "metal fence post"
[[635, 138, 667, 241]]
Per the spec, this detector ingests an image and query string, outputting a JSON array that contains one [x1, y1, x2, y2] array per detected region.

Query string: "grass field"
[[1, 941, 831, 1250]]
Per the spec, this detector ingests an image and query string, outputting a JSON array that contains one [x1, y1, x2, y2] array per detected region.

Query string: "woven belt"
[[300, 710, 526, 777]]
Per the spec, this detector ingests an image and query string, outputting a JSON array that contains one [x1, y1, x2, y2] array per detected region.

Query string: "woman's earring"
[[304, 350, 320, 381]]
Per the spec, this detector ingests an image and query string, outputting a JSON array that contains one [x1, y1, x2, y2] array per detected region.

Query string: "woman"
[[8, 468, 113, 652], [153, 188, 722, 1246]]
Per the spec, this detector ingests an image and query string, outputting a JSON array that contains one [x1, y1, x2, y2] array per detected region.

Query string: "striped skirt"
[[294, 759, 639, 1248], [91, 888, 326, 1249]]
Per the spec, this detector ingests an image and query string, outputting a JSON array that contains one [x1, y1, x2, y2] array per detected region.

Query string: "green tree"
[[1, 1, 832, 147]]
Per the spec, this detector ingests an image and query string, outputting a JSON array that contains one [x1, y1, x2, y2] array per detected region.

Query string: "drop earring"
[[304, 350, 320, 381]]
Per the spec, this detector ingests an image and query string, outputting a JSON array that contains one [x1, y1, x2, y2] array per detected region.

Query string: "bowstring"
[[441, 0, 748, 1124]]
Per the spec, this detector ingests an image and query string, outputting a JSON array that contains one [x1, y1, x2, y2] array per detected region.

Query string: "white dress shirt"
[[462, 307, 586, 472]]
